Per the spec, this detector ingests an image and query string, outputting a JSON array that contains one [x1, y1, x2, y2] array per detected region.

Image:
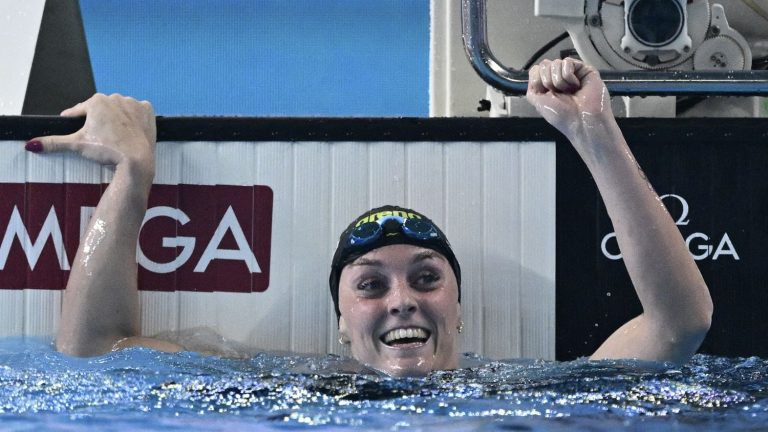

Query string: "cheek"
[[430, 299, 459, 323], [339, 298, 382, 333], [337, 283, 360, 318], [429, 288, 460, 324], [340, 289, 369, 313]]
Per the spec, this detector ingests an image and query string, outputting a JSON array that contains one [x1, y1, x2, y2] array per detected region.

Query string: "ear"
[[338, 316, 350, 344]]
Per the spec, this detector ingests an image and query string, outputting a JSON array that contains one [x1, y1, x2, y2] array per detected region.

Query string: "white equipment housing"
[[431, 0, 768, 118]]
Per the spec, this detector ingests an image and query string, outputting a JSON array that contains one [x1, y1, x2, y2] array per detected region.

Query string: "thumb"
[[60, 100, 87, 117], [25, 132, 84, 154], [575, 63, 603, 91]]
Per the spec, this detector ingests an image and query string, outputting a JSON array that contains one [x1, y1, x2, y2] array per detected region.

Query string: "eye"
[[357, 278, 386, 295], [412, 270, 441, 290]]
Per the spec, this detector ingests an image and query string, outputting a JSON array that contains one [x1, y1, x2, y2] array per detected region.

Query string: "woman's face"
[[337, 244, 461, 377]]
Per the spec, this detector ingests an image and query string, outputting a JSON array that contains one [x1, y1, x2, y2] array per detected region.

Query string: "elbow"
[[691, 284, 714, 338], [678, 313, 711, 362], [683, 310, 711, 350], [672, 289, 713, 356], [653, 287, 713, 363]]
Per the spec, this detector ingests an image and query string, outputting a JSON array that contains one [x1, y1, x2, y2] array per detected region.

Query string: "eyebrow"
[[348, 257, 383, 267], [411, 250, 444, 264], [348, 250, 444, 267]]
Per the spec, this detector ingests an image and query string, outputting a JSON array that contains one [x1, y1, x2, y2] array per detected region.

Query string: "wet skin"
[[337, 244, 461, 377]]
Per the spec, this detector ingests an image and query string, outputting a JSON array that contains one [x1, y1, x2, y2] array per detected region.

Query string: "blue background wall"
[[79, 0, 429, 116]]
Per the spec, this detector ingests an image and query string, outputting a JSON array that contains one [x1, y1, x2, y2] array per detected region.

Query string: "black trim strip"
[[1, 116, 766, 143]]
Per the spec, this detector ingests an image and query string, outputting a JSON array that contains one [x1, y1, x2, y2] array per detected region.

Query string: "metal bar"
[[461, 0, 768, 96]]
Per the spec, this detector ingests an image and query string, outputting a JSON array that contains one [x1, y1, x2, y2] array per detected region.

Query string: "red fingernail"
[[25, 140, 43, 153]]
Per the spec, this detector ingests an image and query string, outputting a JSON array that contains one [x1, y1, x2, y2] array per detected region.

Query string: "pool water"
[[0, 337, 766, 431]]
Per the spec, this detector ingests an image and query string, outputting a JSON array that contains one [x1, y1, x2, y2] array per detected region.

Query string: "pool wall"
[[2, 116, 766, 361], [0, 117, 557, 361]]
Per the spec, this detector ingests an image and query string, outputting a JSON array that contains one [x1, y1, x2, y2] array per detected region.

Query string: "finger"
[[139, 100, 155, 115], [538, 60, 554, 92], [561, 58, 581, 88], [26, 132, 84, 154], [572, 60, 595, 81], [107, 94, 155, 120], [109, 93, 137, 106], [550, 59, 574, 92], [527, 64, 546, 95], [61, 92, 113, 116], [577, 65, 606, 95], [60, 101, 86, 117]]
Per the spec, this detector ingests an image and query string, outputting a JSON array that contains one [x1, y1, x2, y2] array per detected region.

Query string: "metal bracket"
[[461, 0, 768, 96]]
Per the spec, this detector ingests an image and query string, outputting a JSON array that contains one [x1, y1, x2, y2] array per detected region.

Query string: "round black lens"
[[403, 218, 437, 240], [350, 222, 382, 245], [628, 0, 684, 47]]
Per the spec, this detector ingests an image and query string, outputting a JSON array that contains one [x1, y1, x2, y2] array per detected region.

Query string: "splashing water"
[[0, 338, 766, 431]]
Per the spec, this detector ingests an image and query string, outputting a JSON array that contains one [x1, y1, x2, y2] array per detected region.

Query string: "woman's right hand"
[[42, 95, 158, 357], [26, 93, 156, 177]]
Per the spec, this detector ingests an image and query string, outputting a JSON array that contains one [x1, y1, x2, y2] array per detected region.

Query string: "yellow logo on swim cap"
[[354, 210, 422, 227]]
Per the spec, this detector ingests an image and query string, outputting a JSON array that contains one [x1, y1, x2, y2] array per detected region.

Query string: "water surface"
[[0, 338, 766, 431]]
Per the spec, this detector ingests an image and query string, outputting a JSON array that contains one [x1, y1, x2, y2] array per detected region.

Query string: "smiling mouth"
[[381, 327, 431, 347]]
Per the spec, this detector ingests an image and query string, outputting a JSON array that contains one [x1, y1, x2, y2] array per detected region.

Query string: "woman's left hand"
[[526, 58, 612, 141]]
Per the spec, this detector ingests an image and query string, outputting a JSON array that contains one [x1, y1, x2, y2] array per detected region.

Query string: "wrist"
[[117, 153, 155, 190], [567, 112, 624, 164], [567, 106, 615, 134]]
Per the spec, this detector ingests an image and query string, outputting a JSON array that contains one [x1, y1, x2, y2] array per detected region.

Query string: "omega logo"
[[0, 182, 272, 292], [601, 194, 739, 261], [0, 205, 262, 273]]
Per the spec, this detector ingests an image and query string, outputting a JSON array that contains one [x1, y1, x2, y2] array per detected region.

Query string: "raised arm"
[[526, 59, 712, 364], [27, 94, 181, 356]]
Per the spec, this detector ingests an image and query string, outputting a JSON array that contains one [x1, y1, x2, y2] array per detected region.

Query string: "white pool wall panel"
[[481, 143, 521, 359], [328, 143, 368, 355], [0, 140, 556, 360], [23, 143, 65, 338], [519, 143, 556, 360], [0, 147, 23, 336]]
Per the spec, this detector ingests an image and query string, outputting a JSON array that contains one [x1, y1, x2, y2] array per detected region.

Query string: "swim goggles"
[[348, 215, 440, 247]]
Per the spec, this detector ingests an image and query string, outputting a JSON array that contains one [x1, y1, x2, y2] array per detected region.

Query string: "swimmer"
[[25, 59, 712, 376]]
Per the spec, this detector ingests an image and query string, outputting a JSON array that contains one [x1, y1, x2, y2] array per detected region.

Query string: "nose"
[[387, 282, 418, 316]]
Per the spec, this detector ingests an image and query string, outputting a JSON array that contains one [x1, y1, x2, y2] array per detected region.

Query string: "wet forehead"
[[348, 245, 448, 268]]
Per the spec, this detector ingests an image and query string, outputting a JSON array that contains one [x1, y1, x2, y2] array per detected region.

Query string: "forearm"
[[573, 118, 712, 360], [56, 159, 154, 356], [525, 58, 711, 363]]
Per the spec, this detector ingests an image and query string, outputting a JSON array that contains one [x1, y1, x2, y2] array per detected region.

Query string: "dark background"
[[556, 118, 768, 360]]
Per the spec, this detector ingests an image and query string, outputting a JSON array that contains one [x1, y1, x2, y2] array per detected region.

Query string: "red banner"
[[0, 183, 273, 292]]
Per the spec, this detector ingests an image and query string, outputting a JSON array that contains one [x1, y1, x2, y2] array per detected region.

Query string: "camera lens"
[[628, 0, 684, 47]]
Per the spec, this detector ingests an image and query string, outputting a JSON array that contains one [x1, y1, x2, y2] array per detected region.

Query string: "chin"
[[352, 338, 459, 377], [378, 359, 434, 377], [374, 351, 459, 377]]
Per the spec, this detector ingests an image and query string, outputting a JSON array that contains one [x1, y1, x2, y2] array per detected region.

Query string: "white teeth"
[[383, 328, 429, 344]]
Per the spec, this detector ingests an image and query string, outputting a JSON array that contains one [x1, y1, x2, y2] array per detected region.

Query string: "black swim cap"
[[329, 205, 462, 321]]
